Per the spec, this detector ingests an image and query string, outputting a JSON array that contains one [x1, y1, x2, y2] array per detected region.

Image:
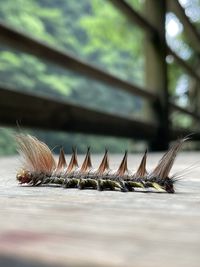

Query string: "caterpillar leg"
[[97, 179, 125, 192], [78, 178, 98, 190], [119, 180, 129, 192], [97, 179, 104, 191], [125, 181, 144, 191], [124, 182, 134, 191], [63, 178, 79, 188]]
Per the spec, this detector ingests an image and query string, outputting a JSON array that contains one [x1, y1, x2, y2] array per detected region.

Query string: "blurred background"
[[0, 0, 200, 155]]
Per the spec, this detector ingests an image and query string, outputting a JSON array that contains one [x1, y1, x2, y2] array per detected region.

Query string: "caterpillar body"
[[16, 134, 187, 193]]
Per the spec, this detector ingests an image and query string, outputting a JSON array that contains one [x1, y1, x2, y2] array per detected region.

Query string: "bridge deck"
[[0, 152, 200, 267]]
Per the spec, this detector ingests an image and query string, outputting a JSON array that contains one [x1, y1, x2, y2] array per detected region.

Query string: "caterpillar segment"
[[16, 134, 187, 193]]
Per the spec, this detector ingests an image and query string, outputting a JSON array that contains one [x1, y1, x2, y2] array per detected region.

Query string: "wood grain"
[[0, 152, 200, 267]]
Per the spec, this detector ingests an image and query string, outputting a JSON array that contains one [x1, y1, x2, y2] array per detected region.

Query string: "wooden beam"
[[144, 0, 169, 150], [0, 22, 156, 102], [170, 103, 200, 120], [0, 86, 157, 140], [168, 47, 200, 83], [108, 0, 157, 38]]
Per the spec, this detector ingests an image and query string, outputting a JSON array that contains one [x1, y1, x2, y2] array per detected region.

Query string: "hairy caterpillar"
[[16, 134, 188, 193]]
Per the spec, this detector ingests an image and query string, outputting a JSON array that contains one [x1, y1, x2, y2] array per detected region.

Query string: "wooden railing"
[[0, 0, 200, 150]]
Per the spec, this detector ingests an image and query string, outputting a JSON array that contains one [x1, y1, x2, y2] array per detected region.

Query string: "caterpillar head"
[[159, 177, 175, 193], [16, 169, 32, 184], [164, 178, 175, 193]]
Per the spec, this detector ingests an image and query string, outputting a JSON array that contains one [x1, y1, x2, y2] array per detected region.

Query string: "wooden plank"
[[0, 86, 157, 139], [0, 152, 200, 267], [0, 22, 157, 101], [1, 86, 199, 141]]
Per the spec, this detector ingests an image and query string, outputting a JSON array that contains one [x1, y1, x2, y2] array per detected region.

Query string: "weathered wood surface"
[[0, 152, 200, 267]]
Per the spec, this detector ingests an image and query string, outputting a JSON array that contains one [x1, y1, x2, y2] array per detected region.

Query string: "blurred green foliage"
[[0, 0, 145, 155], [0, 0, 199, 155]]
